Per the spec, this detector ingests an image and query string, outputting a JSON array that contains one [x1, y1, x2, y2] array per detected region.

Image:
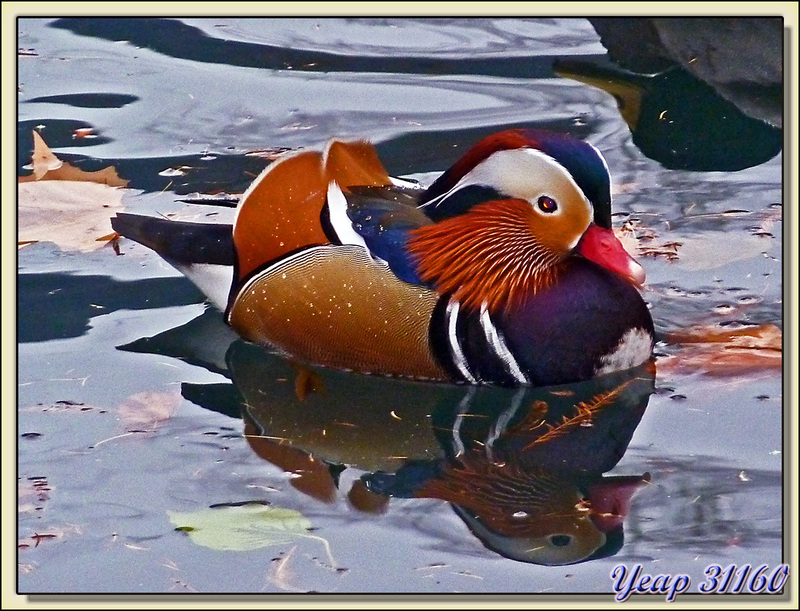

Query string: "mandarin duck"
[[112, 129, 654, 386]]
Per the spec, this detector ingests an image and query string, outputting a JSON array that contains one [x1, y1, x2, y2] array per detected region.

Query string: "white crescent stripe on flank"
[[447, 300, 478, 384], [325, 182, 389, 266], [479, 304, 529, 384], [326, 181, 370, 250]]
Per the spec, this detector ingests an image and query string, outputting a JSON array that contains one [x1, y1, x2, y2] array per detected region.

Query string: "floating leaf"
[[117, 390, 182, 433], [167, 503, 312, 552], [665, 323, 782, 347], [26, 130, 63, 179], [20, 131, 128, 186], [18, 181, 126, 251], [18, 131, 133, 252], [659, 323, 782, 376]]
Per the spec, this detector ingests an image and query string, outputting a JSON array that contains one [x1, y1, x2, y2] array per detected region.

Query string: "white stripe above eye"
[[420, 147, 592, 219], [447, 300, 478, 384], [479, 304, 529, 384]]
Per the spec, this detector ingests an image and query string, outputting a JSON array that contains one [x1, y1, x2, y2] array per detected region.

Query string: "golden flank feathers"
[[228, 245, 447, 381]]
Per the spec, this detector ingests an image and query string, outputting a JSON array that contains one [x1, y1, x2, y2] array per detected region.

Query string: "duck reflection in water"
[[218, 340, 655, 566]]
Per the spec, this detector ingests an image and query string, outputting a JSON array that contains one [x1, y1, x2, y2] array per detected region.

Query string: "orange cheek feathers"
[[407, 199, 564, 313]]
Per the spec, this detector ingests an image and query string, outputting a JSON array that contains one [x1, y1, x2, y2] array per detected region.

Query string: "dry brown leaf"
[[26, 130, 63, 179], [117, 390, 182, 433], [664, 323, 782, 348], [18, 131, 133, 251], [18, 181, 125, 252], [19, 131, 128, 186], [658, 323, 782, 377]]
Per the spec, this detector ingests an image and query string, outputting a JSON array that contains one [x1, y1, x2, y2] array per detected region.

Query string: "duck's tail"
[[111, 213, 235, 311]]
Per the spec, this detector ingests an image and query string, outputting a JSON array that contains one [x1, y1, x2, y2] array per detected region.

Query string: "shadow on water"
[[18, 117, 594, 195], [17, 273, 205, 343], [121, 312, 656, 566], [32, 17, 782, 177], [49, 17, 596, 79]]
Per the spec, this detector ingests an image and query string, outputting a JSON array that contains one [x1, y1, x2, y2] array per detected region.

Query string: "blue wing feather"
[[342, 188, 433, 286]]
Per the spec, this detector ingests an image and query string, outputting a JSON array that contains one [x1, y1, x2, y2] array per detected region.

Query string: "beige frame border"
[[3, 2, 797, 609]]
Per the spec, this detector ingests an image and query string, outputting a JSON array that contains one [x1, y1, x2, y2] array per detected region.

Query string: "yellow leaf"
[[167, 503, 312, 552]]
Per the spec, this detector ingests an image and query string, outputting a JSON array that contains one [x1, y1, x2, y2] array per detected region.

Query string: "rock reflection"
[[554, 59, 782, 172]]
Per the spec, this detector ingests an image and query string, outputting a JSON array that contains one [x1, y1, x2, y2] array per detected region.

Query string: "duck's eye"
[[548, 534, 573, 547], [537, 195, 558, 213]]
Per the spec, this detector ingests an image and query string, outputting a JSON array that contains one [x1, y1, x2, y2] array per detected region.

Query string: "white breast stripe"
[[479, 304, 529, 384], [447, 300, 478, 384]]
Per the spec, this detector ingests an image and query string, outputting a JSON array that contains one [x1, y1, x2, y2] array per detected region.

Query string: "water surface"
[[16, 17, 785, 598]]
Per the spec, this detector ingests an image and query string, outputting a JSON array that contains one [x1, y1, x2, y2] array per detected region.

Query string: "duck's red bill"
[[587, 473, 650, 532], [578, 224, 646, 286]]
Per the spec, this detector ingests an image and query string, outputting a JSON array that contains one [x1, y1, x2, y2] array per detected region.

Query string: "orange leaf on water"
[[658, 323, 782, 377], [19, 131, 128, 186]]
